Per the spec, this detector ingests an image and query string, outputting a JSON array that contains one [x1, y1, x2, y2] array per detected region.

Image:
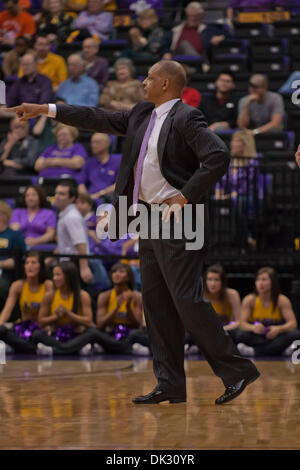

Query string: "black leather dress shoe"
[[132, 387, 186, 404], [215, 371, 260, 405]]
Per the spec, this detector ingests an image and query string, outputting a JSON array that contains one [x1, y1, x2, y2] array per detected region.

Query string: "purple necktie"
[[132, 109, 156, 214]]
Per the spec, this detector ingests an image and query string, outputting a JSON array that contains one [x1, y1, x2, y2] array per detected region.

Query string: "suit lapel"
[[157, 100, 182, 167], [130, 109, 153, 166]]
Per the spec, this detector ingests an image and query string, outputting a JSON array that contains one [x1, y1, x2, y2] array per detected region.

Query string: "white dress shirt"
[[47, 100, 182, 204]]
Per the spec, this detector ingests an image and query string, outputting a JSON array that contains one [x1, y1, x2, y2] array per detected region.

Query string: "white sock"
[[237, 343, 255, 356], [79, 343, 93, 356], [37, 343, 53, 356], [93, 343, 105, 354], [187, 345, 199, 355], [132, 343, 151, 356]]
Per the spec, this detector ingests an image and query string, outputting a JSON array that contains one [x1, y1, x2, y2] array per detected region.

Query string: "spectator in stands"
[[78, 132, 121, 201], [7, 53, 54, 108], [0, 0, 35, 45], [123, 8, 167, 62], [34, 123, 87, 184], [36, 0, 73, 45], [0, 201, 26, 304], [295, 144, 300, 167], [56, 53, 99, 106], [75, 192, 99, 253], [73, 0, 114, 41], [54, 181, 110, 288], [82, 37, 109, 92], [165, 2, 226, 61], [236, 267, 300, 357], [100, 58, 144, 111], [199, 71, 238, 131], [237, 74, 284, 134], [96, 263, 142, 342], [31, 97, 64, 154], [32, 34, 67, 92], [185, 264, 241, 354], [10, 185, 56, 248], [0, 251, 53, 353], [33, 261, 95, 356], [2, 36, 33, 77], [181, 65, 202, 108], [0, 118, 39, 176]]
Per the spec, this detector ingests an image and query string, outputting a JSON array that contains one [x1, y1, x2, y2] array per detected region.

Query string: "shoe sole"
[[133, 397, 186, 405], [215, 371, 260, 405]]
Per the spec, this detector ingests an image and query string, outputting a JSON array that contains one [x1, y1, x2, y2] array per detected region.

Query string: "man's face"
[[4, 0, 18, 14], [82, 39, 98, 60], [216, 74, 235, 94], [91, 134, 110, 155], [21, 55, 37, 77], [186, 8, 203, 26], [15, 38, 28, 56], [142, 64, 165, 103], [35, 37, 50, 58], [68, 57, 84, 79], [55, 185, 74, 211], [248, 78, 267, 99], [88, 0, 103, 14], [10, 119, 28, 140]]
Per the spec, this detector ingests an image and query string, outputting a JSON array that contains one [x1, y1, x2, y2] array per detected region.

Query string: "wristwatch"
[[253, 128, 260, 135]]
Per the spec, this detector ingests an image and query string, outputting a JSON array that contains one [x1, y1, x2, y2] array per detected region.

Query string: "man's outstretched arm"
[[3, 103, 130, 136]]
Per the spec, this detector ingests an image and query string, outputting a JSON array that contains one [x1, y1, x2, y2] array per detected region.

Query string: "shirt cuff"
[[47, 103, 57, 118]]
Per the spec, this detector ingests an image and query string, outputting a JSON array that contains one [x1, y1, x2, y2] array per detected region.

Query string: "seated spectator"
[[0, 202, 26, 305], [100, 58, 144, 111], [166, 2, 226, 62], [181, 64, 202, 108], [0, 118, 39, 176], [82, 37, 109, 92], [75, 192, 99, 253], [33, 261, 95, 356], [227, 0, 286, 22], [54, 181, 111, 288], [21, 34, 67, 92], [7, 53, 54, 108], [122, 8, 167, 62], [185, 264, 241, 354], [10, 185, 56, 248], [236, 267, 300, 357], [0, 0, 35, 45], [199, 71, 238, 131], [73, 0, 113, 41], [0, 251, 53, 354], [36, 0, 74, 45], [31, 97, 64, 154], [78, 132, 121, 201], [56, 53, 99, 106], [34, 123, 87, 183], [237, 74, 284, 134], [2, 36, 33, 78], [96, 263, 142, 342]]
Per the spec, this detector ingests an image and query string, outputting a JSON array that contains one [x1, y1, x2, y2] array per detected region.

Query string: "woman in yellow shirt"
[[237, 267, 300, 356], [33, 261, 94, 355], [185, 264, 241, 354], [0, 251, 53, 353]]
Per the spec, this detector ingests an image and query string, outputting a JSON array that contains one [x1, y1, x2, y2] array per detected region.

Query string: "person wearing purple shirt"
[[73, 0, 113, 41], [82, 37, 109, 93], [7, 53, 53, 108], [34, 123, 87, 184], [78, 133, 121, 200], [10, 185, 56, 249]]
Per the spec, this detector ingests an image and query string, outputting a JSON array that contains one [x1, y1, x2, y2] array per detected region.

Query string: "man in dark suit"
[[6, 60, 260, 405]]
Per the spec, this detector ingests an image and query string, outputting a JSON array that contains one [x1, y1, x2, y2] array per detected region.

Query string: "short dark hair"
[[217, 70, 236, 82], [56, 180, 78, 199]]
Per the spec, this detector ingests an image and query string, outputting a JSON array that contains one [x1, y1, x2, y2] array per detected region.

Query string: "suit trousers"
[[138, 203, 258, 392]]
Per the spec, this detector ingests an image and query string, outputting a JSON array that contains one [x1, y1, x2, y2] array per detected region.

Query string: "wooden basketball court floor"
[[0, 356, 300, 450]]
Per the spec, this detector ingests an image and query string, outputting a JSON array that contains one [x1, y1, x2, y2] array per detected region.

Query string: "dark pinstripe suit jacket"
[[56, 100, 230, 241]]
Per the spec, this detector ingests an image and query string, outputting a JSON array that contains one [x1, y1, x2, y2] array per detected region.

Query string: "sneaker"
[[237, 343, 255, 356], [186, 345, 199, 355], [132, 343, 151, 356], [79, 343, 93, 356], [93, 343, 105, 354], [37, 343, 53, 356], [283, 341, 299, 356]]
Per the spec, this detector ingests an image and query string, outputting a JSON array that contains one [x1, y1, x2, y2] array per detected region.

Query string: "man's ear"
[[162, 78, 169, 91]]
